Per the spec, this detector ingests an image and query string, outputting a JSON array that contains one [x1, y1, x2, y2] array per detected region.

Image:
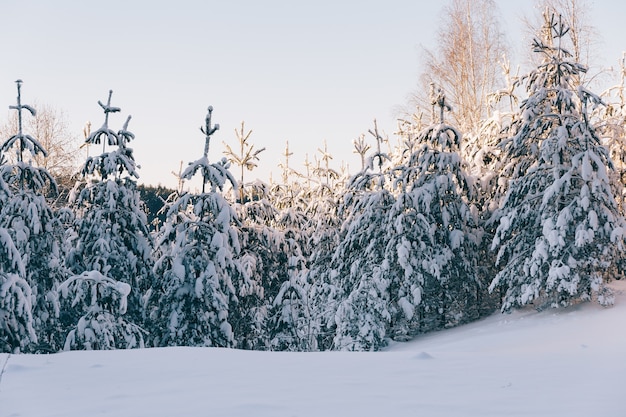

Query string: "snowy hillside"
[[1, 280, 624, 417]]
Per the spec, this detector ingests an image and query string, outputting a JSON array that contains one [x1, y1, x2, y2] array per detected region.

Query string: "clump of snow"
[[397, 297, 414, 320]]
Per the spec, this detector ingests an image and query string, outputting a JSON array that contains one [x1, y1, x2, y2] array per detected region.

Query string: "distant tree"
[[264, 149, 345, 352], [490, 14, 624, 311], [277, 141, 297, 185], [465, 58, 519, 195], [526, 0, 598, 70], [222, 121, 264, 203], [352, 134, 371, 172], [595, 54, 626, 278], [312, 140, 341, 188], [413, 0, 508, 133], [0, 101, 83, 205], [137, 184, 176, 230], [598, 54, 626, 215]]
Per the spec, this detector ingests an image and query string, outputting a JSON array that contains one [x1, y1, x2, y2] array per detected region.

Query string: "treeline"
[[1, 11, 625, 353]]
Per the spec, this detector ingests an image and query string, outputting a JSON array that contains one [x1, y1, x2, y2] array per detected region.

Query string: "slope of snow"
[[1, 281, 625, 417]]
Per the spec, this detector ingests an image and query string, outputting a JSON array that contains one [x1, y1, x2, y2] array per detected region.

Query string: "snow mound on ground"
[[412, 351, 434, 359]]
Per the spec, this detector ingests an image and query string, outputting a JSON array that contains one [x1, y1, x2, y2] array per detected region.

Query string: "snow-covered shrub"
[[58, 271, 145, 350]]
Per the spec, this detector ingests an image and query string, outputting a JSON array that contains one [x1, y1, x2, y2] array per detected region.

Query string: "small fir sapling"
[[223, 121, 265, 203], [386, 88, 480, 335]]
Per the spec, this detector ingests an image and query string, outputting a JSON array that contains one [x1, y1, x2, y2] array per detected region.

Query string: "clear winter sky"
[[0, 1, 624, 190]]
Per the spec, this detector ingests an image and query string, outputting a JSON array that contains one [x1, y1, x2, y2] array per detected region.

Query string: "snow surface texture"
[[1, 281, 625, 417]]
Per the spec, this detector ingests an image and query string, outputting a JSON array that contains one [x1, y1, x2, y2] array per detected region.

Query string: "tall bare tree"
[[412, 0, 508, 133]]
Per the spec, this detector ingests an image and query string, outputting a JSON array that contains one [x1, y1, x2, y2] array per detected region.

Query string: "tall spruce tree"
[[64, 90, 152, 348], [147, 106, 241, 347], [309, 122, 394, 351], [0, 80, 66, 352], [386, 89, 480, 337], [490, 13, 625, 311]]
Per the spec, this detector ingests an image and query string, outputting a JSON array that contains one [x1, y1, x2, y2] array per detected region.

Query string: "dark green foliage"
[[137, 184, 176, 229]]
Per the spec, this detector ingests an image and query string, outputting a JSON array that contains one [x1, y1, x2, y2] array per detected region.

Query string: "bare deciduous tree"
[[411, 0, 508, 133], [0, 102, 82, 183], [526, 0, 598, 70]]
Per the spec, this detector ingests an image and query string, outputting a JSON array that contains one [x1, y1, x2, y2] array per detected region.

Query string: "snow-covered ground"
[[2, 281, 625, 417]]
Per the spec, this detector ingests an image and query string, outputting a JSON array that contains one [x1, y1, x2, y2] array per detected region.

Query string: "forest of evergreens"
[[1, 4, 625, 353]]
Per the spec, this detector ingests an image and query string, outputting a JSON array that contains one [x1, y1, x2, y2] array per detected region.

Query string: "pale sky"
[[1, 1, 624, 190]]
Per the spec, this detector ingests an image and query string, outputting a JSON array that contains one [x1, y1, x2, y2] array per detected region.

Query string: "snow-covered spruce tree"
[[0, 148, 35, 352], [222, 123, 279, 350], [265, 216, 310, 351], [252, 149, 338, 351], [65, 90, 153, 337], [385, 89, 480, 337], [147, 106, 241, 348], [490, 14, 625, 311], [309, 122, 394, 351], [0, 80, 67, 352], [231, 184, 280, 350], [265, 150, 316, 351], [234, 186, 310, 351]]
